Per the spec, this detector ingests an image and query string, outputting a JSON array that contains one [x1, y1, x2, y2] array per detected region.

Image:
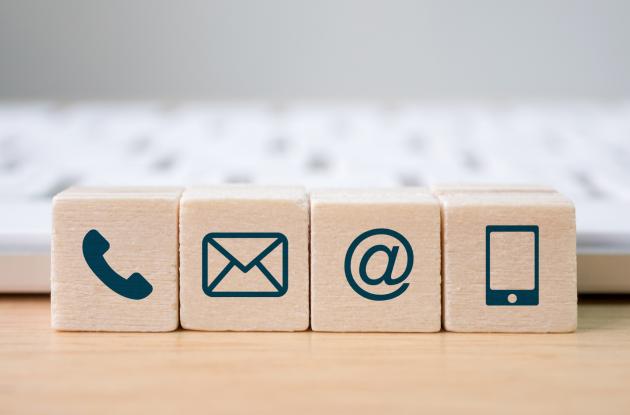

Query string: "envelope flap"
[[206, 233, 286, 272]]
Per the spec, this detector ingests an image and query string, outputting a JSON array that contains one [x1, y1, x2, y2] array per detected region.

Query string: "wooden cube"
[[310, 189, 441, 332], [179, 186, 309, 331], [51, 187, 182, 332], [437, 188, 577, 332], [432, 184, 556, 195]]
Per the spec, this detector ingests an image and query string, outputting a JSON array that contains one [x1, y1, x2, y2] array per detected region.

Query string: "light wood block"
[[431, 184, 556, 195], [437, 188, 577, 332], [310, 188, 441, 332], [51, 187, 182, 332], [179, 186, 309, 331]]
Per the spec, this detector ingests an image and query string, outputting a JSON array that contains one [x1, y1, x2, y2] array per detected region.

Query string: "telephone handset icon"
[[82, 229, 153, 300]]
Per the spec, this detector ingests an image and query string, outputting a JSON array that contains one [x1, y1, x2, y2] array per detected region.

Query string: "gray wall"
[[1, 0, 629, 100]]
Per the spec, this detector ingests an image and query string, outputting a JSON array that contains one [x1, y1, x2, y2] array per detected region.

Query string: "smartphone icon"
[[82, 229, 153, 300], [486, 225, 539, 306]]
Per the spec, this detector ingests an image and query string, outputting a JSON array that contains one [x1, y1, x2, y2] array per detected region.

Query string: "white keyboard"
[[1, 102, 630, 292]]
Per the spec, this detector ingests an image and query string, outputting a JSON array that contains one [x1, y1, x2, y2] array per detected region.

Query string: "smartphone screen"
[[489, 231, 536, 290]]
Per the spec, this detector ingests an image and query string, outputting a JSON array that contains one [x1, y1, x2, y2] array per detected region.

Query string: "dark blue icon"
[[202, 232, 288, 297], [82, 229, 153, 300], [486, 225, 539, 306], [344, 228, 413, 301]]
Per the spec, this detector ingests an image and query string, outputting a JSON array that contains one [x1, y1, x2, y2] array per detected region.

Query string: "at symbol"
[[344, 228, 414, 301]]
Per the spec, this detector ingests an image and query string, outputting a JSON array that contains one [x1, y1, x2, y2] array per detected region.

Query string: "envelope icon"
[[202, 232, 288, 297]]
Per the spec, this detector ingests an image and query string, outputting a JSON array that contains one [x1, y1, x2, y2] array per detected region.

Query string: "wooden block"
[[310, 189, 441, 332], [179, 186, 309, 331], [51, 187, 182, 332], [431, 184, 556, 195], [437, 188, 577, 332]]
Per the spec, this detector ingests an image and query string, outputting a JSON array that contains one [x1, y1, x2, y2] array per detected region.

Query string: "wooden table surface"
[[1, 295, 630, 414]]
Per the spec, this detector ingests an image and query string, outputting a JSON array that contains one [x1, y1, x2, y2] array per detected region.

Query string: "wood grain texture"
[[51, 187, 182, 332], [437, 189, 577, 332], [310, 188, 441, 332], [179, 186, 309, 331], [1, 295, 629, 415]]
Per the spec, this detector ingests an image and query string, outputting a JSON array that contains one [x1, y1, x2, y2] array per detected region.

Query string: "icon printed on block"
[[82, 229, 153, 300], [344, 228, 413, 301], [486, 225, 539, 306], [202, 232, 288, 297]]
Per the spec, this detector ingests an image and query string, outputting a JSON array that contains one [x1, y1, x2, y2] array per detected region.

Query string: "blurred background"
[[1, 0, 630, 292], [2, 0, 630, 99]]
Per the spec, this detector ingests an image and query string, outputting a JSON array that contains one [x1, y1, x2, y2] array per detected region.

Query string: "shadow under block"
[[437, 190, 577, 332], [51, 187, 183, 332], [179, 186, 309, 331], [310, 189, 441, 332]]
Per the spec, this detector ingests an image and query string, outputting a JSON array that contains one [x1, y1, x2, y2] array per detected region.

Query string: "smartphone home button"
[[507, 293, 518, 304]]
